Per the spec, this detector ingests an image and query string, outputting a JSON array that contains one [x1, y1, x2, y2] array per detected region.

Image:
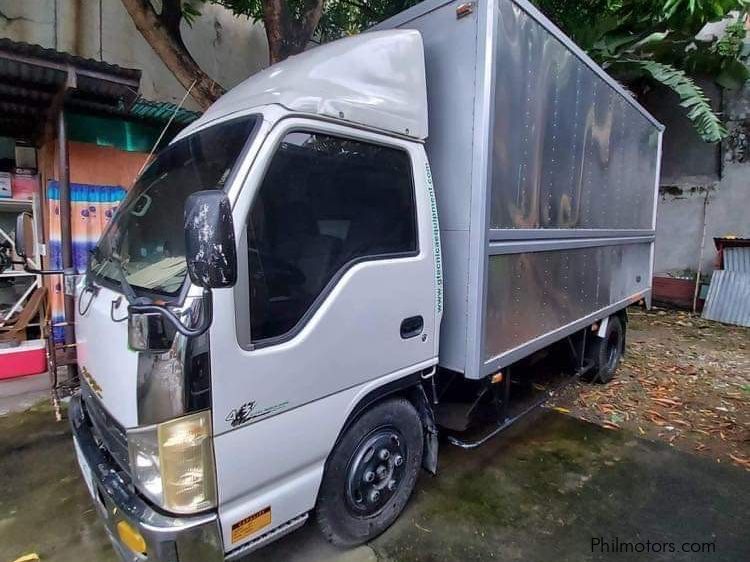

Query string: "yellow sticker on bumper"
[[231, 507, 272, 543]]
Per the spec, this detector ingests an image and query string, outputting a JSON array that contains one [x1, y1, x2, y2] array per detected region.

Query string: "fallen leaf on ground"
[[13, 555, 40, 562]]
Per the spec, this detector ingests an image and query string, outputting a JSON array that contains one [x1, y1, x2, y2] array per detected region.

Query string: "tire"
[[584, 315, 624, 384], [316, 397, 424, 547]]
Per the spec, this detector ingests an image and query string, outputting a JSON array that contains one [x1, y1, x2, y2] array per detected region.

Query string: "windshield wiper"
[[90, 246, 137, 303]]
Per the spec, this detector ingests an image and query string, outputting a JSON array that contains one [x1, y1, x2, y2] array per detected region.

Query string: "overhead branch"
[[120, 0, 225, 109], [296, 0, 325, 46], [261, 0, 324, 64]]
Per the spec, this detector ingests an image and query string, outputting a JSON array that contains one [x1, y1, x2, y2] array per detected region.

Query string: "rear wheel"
[[316, 398, 423, 547], [584, 315, 624, 384]]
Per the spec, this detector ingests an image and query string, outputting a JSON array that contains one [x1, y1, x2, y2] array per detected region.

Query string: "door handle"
[[400, 315, 424, 339]]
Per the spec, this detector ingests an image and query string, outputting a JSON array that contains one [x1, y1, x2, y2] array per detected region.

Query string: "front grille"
[[81, 385, 131, 474]]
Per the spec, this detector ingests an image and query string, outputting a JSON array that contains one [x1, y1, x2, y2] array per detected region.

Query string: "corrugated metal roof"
[[129, 99, 200, 126], [702, 270, 750, 327], [0, 38, 141, 82], [724, 247, 750, 273], [0, 38, 141, 141]]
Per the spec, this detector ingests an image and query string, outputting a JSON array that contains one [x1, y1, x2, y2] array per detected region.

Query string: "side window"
[[246, 131, 417, 342]]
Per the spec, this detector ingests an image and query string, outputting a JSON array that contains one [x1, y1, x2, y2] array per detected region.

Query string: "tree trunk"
[[120, 0, 225, 109], [261, 0, 291, 65], [262, 0, 324, 65], [159, 0, 184, 43]]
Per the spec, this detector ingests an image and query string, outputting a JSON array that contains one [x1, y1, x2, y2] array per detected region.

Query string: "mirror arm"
[[128, 288, 213, 338]]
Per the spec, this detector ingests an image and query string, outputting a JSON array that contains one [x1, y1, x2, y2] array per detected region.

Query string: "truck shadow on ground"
[[1, 405, 748, 562], [249, 409, 749, 562]]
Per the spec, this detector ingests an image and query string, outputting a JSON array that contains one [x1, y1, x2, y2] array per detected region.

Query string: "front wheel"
[[315, 397, 424, 547]]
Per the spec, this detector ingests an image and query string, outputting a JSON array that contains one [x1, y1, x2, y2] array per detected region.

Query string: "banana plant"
[[591, 30, 731, 142], [535, 0, 750, 142]]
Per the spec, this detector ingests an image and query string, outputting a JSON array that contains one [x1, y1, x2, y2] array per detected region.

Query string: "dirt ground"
[[552, 307, 750, 471]]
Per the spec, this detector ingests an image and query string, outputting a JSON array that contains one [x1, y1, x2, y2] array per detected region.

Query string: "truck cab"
[[70, 30, 442, 561]]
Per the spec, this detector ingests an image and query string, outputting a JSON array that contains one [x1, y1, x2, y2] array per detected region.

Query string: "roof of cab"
[[177, 30, 428, 141]]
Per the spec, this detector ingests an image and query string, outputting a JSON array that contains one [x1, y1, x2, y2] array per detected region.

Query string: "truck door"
[[209, 117, 439, 550]]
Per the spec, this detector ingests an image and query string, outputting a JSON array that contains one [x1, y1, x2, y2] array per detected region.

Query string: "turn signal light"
[[117, 520, 147, 555]]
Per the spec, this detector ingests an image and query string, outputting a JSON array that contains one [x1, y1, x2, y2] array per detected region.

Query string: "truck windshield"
[[90, 115, 257, 297]]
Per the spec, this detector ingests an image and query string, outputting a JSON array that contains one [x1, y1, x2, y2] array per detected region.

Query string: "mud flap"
[[412, 384, 439, 474]]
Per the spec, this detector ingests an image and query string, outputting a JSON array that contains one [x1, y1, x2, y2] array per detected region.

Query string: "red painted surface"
[[653, 276, 704, 311], [0, 346, 47, 380]]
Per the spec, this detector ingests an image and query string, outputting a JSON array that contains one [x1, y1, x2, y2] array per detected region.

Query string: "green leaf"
[[182, 1, 203, 27], [663, 0, 684, 20], [629, 31, 670, 52], [594, 32, 644, 55], [635, 60, 727, 143]]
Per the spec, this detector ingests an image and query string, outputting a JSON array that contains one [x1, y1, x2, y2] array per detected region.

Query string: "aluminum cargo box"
[[376, 0, 663, 379]]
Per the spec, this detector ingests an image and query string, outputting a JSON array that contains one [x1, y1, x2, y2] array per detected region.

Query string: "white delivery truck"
[[14, 0, 662, 560]]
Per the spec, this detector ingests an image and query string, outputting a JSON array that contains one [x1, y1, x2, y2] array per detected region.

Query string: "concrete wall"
[[644, 81, 750, 276], [0, 0, 268, 109]]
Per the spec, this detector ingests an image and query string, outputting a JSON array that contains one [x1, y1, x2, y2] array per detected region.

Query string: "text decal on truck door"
[[425, 161, 443, 314]]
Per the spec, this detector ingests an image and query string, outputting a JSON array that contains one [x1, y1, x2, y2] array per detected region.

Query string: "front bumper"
[[69, 395, 224, 562]]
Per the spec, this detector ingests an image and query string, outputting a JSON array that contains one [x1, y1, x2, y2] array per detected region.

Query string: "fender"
[[336, 369, 439, 475], [410, 383, 439, 474], [592, 310, 628, 360]]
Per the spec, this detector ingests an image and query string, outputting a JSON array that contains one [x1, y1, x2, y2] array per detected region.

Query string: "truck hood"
[[75, 284, 139, 428]]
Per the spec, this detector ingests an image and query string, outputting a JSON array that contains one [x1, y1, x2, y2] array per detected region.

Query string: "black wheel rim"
[[345, 427, 407, 518], [605, 330, 620, 371]]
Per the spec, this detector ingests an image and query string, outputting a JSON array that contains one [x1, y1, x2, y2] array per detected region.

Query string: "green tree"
[[121, 0, 421, 107], [123, 0, 749, 140], [213, 0, 422, 63], [535, 0, 750, 142]]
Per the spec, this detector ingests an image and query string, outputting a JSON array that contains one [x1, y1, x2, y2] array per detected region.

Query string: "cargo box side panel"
[[489, 0, 660, 231], [411, 1, 479, 233], [439, 231, 471, 372], [484, 242, 651, 364], [478, 0, 662, 375], [380, 0, 482, 373]]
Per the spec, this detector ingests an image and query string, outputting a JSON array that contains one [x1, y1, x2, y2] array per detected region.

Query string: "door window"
[[246, 131, 417, 342]]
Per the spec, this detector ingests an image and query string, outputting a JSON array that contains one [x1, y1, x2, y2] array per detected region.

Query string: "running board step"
[[446, 400, 540, 450], [447, 364, 588, 450]]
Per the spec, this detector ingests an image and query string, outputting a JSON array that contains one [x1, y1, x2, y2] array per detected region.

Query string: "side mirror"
[[184, 190, 237, 289], [15, 212, 34, 259]]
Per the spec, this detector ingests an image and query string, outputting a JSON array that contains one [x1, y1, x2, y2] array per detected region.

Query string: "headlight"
[[127, 410, 217, 514]]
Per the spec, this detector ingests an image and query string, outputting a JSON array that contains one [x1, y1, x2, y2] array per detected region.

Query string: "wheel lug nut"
[[364, 471, 375, 483], [394, 455, 404, 467], [379, 449, 390, 461], [369, 490, 380, 503], [387, 479, 397, 491]]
